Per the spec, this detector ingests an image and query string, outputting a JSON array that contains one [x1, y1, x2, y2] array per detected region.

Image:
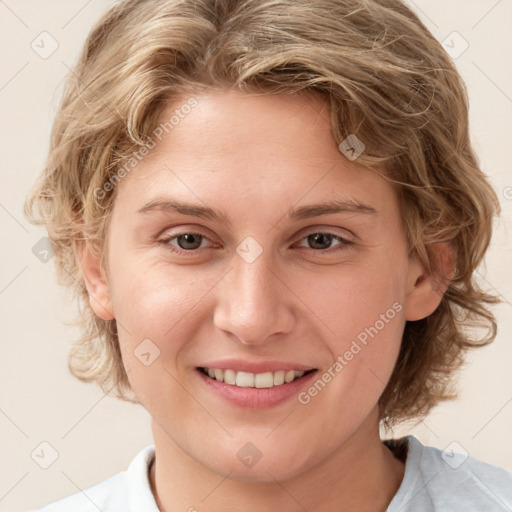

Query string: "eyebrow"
[[137, 197, 378, 224]]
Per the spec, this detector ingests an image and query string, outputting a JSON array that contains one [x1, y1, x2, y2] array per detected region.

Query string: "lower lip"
[[197, 369, 318, 409]]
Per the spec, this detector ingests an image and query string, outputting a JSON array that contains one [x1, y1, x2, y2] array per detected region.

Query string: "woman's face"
[[95, 90, 424, 481]]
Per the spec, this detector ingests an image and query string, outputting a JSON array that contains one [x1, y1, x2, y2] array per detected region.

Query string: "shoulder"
[[388, 436, 512, 512], [37, 446, 157, 512]]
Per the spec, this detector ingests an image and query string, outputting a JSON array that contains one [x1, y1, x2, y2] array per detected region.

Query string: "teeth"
[[203, 368, 309, 388], [284, 370, 295, 383], [254, 372, 274, 388], [236, 371, 254, 387], [273, 371, 285, 386], [224, 369, 236, 385]]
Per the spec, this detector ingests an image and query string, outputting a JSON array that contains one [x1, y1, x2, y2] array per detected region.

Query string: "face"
[[88, 89, 428, 481]]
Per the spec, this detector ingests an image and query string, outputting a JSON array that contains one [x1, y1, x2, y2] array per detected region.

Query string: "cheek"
[[107, 256, 228, 385], [290, 272, 405, 452], [106, 257, 205, 385], [294, 255, 407, 402], [107, 261, 201, 407], [109, 258, 202, 338], [301, 257, 406, 344]]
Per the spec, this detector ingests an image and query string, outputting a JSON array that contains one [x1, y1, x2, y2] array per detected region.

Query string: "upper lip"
[[198, 359, 316, 373]]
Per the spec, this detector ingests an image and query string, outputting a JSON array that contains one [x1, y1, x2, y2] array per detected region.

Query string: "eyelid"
[[292, 232, 353, 253], [296, 224, 355, 238], [159, 229, 217, 249], [157, 224, 218, 244], [158, 225, 354, 242]]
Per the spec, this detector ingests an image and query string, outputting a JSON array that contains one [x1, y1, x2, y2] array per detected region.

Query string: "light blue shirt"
[[38, 436, 512, 511]]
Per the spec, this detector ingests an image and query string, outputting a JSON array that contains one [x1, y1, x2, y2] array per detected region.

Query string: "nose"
[[213, 247, 296, 346]]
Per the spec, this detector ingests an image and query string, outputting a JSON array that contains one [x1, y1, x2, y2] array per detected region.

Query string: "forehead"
[[114, 89, 399, 222]]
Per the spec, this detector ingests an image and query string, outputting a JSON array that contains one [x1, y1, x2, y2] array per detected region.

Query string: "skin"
[[80, 89, 453, 511]]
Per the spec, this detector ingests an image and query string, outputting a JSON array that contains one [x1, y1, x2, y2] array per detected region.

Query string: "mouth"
[[199, 367, 317, 389]]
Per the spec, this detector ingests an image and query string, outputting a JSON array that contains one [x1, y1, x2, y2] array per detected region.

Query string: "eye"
[[295, 232, 353, 252], [158, 232, 213, 256]]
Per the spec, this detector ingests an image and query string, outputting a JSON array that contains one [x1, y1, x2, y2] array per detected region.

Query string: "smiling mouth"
[[199, 367, 317, 389]]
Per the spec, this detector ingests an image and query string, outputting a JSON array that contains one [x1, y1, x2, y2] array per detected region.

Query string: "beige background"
[[0, 0, 511, 510]]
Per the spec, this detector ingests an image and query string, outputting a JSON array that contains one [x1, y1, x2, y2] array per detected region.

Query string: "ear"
[[404, 243, 457, 321], [77, 241, 115, 321]]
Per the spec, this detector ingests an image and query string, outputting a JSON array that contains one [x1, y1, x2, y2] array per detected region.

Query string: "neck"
[[149, 410, 405, 512]]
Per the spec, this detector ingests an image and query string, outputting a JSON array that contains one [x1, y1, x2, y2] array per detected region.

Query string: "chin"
[[199, 439, 319, 483], [209, 460, 306, 484]]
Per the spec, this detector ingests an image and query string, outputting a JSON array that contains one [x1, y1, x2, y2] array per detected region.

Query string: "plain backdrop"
[[0, 0, 511, 510]]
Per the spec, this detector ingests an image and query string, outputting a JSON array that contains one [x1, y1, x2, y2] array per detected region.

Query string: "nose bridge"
[[213, 242, 294, 345]]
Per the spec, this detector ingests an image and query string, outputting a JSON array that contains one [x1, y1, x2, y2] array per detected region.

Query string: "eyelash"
[[158, 230, 353, 257]]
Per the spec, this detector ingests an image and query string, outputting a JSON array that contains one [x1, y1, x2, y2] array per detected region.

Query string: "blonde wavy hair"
[[25, 0, 500, 425]]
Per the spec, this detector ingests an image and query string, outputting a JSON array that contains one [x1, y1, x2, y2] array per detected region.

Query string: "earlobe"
[[404, 243, 457, 321], [77, 241, 115, 321]]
